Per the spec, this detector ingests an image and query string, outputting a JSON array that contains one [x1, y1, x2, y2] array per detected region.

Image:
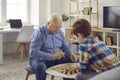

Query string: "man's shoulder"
[[58, 30, 64, 36], [32, 26, 48, 40], [34, 25, 47, 34]]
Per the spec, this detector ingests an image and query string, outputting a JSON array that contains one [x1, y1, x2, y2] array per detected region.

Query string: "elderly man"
[[29, 13, 77, 80]]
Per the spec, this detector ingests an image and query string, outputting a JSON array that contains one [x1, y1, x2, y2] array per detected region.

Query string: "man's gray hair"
[[48, 13, 62, 22]]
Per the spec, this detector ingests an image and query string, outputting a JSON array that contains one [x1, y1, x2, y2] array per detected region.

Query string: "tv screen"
[[103, 6, 120, 30]]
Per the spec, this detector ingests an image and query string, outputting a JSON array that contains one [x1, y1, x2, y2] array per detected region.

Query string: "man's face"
[[49, 20, 62, 34]]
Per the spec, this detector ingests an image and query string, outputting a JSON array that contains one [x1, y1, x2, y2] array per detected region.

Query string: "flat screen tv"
[[103, 6, 120, 31]]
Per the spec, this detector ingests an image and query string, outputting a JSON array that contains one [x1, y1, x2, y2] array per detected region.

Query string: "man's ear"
[[47, 22, 52, 27], [47, 22, 50, 25]]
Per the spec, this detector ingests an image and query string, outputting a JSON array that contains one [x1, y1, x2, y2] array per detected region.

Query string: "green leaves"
[[5, 20, 10, 23], [62, 14, 74, 22], [62, 14, 69, 22]]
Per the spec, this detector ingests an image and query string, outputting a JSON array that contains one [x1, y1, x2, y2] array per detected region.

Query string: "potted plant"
[[5, 19, 10, 26], [5, 20, 10, 23], [62, 14, 74, 22], [62, 14, 69, 22], [62, 14, 74, 28]]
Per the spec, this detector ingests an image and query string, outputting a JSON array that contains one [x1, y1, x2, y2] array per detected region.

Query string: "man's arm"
[[60, 31, 77, 61], [29, 29, 53, 61], [60, 31, 73, 55], [61, 38, 77, 61]]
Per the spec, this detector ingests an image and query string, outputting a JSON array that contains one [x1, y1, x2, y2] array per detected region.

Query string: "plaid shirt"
[[78, 36, 120, 73]]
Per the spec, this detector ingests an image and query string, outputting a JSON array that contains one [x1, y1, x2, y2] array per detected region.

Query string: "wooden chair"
[[25, 67, 55, 80], [25, 67, 34, 80]]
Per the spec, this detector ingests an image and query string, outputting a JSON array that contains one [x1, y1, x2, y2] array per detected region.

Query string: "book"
[[70, 0, 77, 2], [83, 7, 92, 15], [105, 36, 113, 46], [94, 36, 99, 40]]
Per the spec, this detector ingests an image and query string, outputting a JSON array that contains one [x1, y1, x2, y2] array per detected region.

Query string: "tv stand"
[[112, 30, 120, 32]]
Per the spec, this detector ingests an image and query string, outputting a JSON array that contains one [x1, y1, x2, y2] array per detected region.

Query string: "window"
[[7, 0, 28, 22], [0, 0, 1, 22], [0, 0, 30, 25]]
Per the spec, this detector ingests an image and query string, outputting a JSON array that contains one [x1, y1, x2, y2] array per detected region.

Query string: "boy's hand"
[[69, 65, 80, 72], [70, 54, 77, 62]]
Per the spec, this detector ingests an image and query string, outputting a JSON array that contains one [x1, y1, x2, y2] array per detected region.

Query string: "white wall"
[[30, 0, 48, 26], [99, 0, 120, 29], [39, 0, 48, 25], [62, 0, 69, 14], [30, 0, 63, 26], [103, 0, 120, 6], [30, 0, 39, 26], [49, 0, 62, 14]]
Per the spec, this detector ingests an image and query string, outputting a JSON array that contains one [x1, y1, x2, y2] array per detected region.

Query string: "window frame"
[[0, 0, 30, 26]]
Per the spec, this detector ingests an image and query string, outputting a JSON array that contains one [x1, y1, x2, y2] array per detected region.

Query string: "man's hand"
[[52, 51, 65, 60], [70, 54, 77, 62], [69, 65, 80, 72]]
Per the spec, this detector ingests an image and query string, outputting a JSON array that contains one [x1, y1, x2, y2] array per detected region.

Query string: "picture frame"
[[83, 7, 92, 15]]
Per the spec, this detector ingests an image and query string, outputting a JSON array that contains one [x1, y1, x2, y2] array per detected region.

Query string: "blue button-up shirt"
[[29, 25, 72, 61]]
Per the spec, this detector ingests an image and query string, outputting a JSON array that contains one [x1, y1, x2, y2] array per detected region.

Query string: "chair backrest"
[[16, 25, 34, 43], [9, 19, 22, 28]]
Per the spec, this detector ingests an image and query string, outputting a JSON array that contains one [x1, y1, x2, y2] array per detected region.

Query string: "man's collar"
[[45, 24, 60, 35], [45, 25, 51, 34]]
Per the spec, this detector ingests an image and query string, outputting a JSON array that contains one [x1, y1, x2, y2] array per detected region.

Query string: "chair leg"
[[13, 43, 27, 61], [25, 43, 30, 52], [51, 75, 54, 80], [20, 43, 25, 61], [12, 43, 21, 59], [23, 43, 27, 57], [25, 71, 31, 80]]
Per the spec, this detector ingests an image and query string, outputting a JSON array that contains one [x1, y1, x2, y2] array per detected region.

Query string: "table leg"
[[0, 34, 3, 65], [51, 75, 54, 80]]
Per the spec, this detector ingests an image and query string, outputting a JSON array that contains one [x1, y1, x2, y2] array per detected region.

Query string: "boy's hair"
[[71, 19, 91, 38]]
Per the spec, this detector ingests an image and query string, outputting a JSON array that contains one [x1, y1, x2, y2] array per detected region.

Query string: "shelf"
[[69, 13, 97, 17], [70, 14, 90, 17], [70, 0, 78, 2], [92, 29, 120, 58], [107, 46, 118, 48], [69, 13, 78, 14], [69, 0, 99, 29], [92, 29, 119, 33], [118, 47, 120, 49], [78, 0, 97, 3], [70, 0, 86, 3], [69, 1, 77, 3], [91, 13, 98, 14], [78, 1, 89, 3], [70, 14, 78, 16]]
